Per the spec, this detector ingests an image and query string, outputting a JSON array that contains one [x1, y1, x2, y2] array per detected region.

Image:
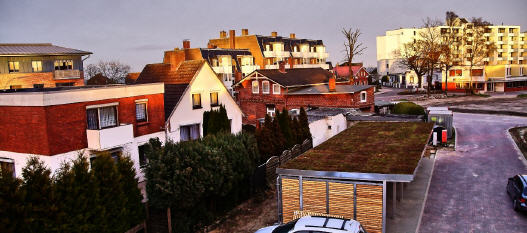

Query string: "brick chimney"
[[229, 30, 236, 49], [241, 29, 249, 36], [220, 30, 227, 38], [329, 75, 336, 92], [288, 57, 293, 69], [290, 33, 296, 39], [234, 71, 243, 83], [183, 39, 190, 49], [271, 31, 278, 37], [207, 42, 215, 49], [279, 61, 286, 73]]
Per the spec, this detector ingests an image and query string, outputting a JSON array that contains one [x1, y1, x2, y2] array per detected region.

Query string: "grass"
[[518, 94, 527, 98], [509, 127, 527, 161], [280, 122, 434, 174]]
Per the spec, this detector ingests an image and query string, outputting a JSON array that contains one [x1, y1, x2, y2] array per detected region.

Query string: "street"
[[420, 113, 527, 232]]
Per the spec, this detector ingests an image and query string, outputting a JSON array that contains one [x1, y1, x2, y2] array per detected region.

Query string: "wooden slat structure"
[[302, 180, 326, 214], [356, 184, 383, 233], [281, 178, 299, 223], [328, 182, 354, 219]]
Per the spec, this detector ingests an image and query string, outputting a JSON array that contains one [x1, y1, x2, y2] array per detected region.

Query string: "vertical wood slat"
[[302, 180, 326, 214], [356, 184, 383, 233], [281, 178, 299, 223], [328, 182, 354, 219]]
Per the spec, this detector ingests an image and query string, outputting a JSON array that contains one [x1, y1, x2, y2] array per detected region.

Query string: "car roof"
[[520, 175, 527, 184], [292, 216, 361, 233]]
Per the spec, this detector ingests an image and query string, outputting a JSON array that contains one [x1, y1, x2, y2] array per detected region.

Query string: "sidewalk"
[[386, 152, 436, 233]]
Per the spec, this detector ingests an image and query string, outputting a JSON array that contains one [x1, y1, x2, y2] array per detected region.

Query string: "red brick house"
[[234, 65, 374, 125], [0, 84, 165, 179], [333, 63, 370, 85]]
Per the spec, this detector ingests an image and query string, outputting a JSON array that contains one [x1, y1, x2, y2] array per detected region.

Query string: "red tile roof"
[[333, 65, 366, 77], [135, 60, 204, 84]]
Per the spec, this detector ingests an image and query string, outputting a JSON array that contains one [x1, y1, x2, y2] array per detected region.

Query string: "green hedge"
[[393, 102, 425, 115]]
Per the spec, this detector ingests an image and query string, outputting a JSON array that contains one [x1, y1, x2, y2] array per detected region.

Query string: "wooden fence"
[[262, 139, 312, 184]]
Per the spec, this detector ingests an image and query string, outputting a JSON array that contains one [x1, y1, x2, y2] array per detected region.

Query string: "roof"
[[287, 85, 372, 95], [278, 122, 434, 181], [125, 72, 141, 84], [250, 68, 332, 87], [255, 35, 324, 54], [306, 107, 355, 123], [136, 60, 204, 84], [334, 65, 367, 77], [86, 74, 114, 85], [293, 216, 360, 233], [0, 43, 92, 56], [164, 84, 189, 120]]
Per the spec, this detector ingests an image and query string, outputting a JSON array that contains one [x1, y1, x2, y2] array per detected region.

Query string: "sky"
[[1, 0, 526, 72]]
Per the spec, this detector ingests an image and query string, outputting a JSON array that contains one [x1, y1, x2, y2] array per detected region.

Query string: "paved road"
[[374, 87, 402, 101], [420, 113, 527, 232]]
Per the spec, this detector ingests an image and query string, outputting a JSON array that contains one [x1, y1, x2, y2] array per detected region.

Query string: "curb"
[[506, 127, 527, 168], [415, 152, 437, 233]]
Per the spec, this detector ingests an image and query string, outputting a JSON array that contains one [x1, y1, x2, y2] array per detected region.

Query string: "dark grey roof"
[[253, 68, 332, 87], [287, 84, 372, 95], [199, 48, 252, 71], [0, 43, 92, 56], [255, 35, 323, 54], [164, 84, 188, 120], [346, 114, 424, 122], [306, 107, 355, 123]]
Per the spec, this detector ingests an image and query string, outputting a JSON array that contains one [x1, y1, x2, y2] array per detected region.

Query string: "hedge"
[[393, 102, 425, 115]]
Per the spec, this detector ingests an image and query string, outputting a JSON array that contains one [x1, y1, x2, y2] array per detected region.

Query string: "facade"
[[234, 65, 374, 125], [0, 43, 92, 89], [306, 108, 349, 147], [208, 29, 330, 71], [0, 83, 165, 180], [136, 60, 243, 142], [376, 19, 527, 92]]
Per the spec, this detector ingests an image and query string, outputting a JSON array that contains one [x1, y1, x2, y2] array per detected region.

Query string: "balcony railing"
[[263, 50, 289, 58], [87, 124, 134, 150], [212, 66, 233, 74], [54, 70, 81, 80], [241, 65, 260, 75]]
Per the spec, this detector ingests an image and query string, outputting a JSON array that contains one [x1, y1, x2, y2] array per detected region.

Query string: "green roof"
[[280, 122, 433, 175]]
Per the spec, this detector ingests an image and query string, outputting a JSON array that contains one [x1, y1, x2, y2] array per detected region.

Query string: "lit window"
[[471, 69, 483, 77], [135, 101, 147, 122], [192, 93, 202, 109], [252, 81, 259, 94], [8, 61, 19, 73], [210, 92, 219, 107], [266, 106, 276, 117], [54, 60, 73, 70], [360, 91, 367, 102], [262, 81, 270, 94], [180, 124, 200, 141], [272, 84, 281, 94], [32, 61, 42, 72], [86, 105, 118, 130]]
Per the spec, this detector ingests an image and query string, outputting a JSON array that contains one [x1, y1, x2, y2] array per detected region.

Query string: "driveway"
[[420, 113, 527, 232]]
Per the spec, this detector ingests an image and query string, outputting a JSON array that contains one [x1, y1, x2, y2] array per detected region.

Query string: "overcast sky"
[[1, 0, 526, 72]]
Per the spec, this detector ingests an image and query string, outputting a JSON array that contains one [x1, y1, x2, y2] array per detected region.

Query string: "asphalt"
[[419, 113, 527, 232]]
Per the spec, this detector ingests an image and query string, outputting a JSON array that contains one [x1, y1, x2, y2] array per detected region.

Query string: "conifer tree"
[[272, 112, 287, 155], [278, 108, 294, 147], [0, 169, 26, 233], [116, 155, 145, 229], [256, 114, 274, 162], [291, 116, 302, 145], [299, 107, 312, 141]]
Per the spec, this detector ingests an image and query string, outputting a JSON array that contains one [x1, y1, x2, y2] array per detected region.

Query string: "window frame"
[[179, 123, 200, 142], [0, 157, 15, 177], [135, 99, 148, 123], [272, 84, 281, 94], [8, 61, 20, 73], [192, 93, 202, 109], [54, 60, 73, 70], [86, 103, 119, 130], [210, 92, 219, 107], [32, 61, 43, 72], [262, 80, 270, 94], [252, 80, 259, 94], [360, 91, 367, 102], [266, 105, 276, 117]]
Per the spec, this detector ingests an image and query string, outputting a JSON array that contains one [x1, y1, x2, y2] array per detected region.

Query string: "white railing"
[[87, 124, 134, 150], [212, 66, 233, 74], [263, 50, 289, 58], [54, 70, 81, 80]]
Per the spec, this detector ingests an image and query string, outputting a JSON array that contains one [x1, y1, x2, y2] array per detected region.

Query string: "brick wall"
[[0, 72, 85, 89], [0, 93, 165, 156]]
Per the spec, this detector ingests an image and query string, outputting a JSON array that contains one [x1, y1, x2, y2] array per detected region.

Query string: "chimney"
[[183, 39, 190, 49], [290, 33, 296, 39], [271, 31, 278, 37], [279, 61, 286, 73], [220, 30, 227, 38], [329, 75, 336, 92], [207, 43, 214, 49], [241, 29, 249, 36], [288, 57, 293, 69], [229, 30, 236, 49], [234, 71, 243, 83]]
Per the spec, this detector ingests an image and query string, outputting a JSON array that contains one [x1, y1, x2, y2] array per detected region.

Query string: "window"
[[56, 82, 74, 87], [32, 61, 42, 72], [54, 60, 73, 70], [262, 81, 270, 94], [192, 93, 202, 109], [509, 28, 514, 33], [90, 149, 122, 167], [266, 105, 276, 117], [135, 101, 147, 122], [210, 92, 219, 107], [272, 84, 281, 94], [449, 69, 462, 77], [521, 67, 524, 76], [8, 61, 19, 73], [33, 84, 44, 88], [138, 144, 148, 167], [506, 67, 511, 76], [180, 124, 200, 141], [252, 81, 259, 94], [360, 91, 367, 102], [471, 69, 483, 77], [86, 105, 118, 130], [0, 158, 15, 177], [386, 63, 389, 69]]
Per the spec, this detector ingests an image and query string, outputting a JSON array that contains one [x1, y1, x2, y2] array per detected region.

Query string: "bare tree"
[[84, 60, 131, 84], [342, 28, 366, 84], [397, 39, 429, 92], [463, 17, 496, 92], [438, 11, 462, 95], [419, 18, 443, 97]]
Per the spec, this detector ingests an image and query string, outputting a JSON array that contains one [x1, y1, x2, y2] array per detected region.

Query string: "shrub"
[[203, 105, 230, 136], [518, 94, 527, 98], [393, 102, 425, 115]]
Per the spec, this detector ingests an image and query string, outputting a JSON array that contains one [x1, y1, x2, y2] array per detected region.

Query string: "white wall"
[[166, 63, 243, 142], [309, 114, 348, 147]]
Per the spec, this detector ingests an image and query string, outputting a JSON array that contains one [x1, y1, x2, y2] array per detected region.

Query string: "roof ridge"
[[0, 43, 53, 46]]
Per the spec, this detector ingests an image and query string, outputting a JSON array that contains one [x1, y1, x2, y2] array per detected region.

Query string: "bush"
[[203, 105, 230, 136], [518, 94, 527, 98], [393, 102, 425, 115]]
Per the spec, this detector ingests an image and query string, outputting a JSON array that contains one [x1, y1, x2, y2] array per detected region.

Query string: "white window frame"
[[272, 84, 281, 94], [266, 106, 276, 117], [86, 103, 119, 130], [192, 93, 202, 109], [135, 99, 148, 122], [32, 61, 42, 72], [262, 81, 270, 94], [252, 80, 259, 94], [360, 91, 367, 102]]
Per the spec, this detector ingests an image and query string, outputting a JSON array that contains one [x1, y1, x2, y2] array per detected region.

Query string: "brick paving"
[[420, 113, 527, 232]]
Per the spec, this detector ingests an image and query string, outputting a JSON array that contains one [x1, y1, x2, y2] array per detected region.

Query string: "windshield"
[[272, 220, 298, 233]]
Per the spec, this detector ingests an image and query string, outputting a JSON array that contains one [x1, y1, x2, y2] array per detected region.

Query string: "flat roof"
[[0, 43, 92, 56], [278, 122, 433, 182]]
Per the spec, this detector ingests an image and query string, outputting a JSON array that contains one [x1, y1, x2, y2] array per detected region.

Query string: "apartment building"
[[377, 19, 527, 92], [0, 84, 165, 180], [208, 29, 330, 71], [163, 40, 259, 93], [0, 43, 92, 89]]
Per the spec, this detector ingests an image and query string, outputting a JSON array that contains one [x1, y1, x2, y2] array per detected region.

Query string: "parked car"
[[506, 174, 527, 212], [255, 216, 367, 233]]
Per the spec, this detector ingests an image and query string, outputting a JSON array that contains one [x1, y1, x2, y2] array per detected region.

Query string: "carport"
[[276, 122, 433, 233]]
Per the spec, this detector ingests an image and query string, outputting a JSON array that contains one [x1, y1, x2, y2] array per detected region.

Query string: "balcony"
[[87, 124, 134, 150], [241, 65, 260, 75], [54, 70, 81, 80], [212, 66, 233, 74], [263, 50, 289, 58], [293, 63, 330, 69]]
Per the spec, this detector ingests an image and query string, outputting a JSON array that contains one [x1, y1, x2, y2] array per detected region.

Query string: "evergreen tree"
[[116, 155, 145, 229], [291, 116, 302, 145], [256, 114, 275, 162], [21, 157, 57, 233], [299, 107, 312, 141], [203, 105, 230, 136], [272, 112, 287, 155], [278, 108, 294, 147], [0, 169, 26, 233], [203, 110, 210, 137]]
